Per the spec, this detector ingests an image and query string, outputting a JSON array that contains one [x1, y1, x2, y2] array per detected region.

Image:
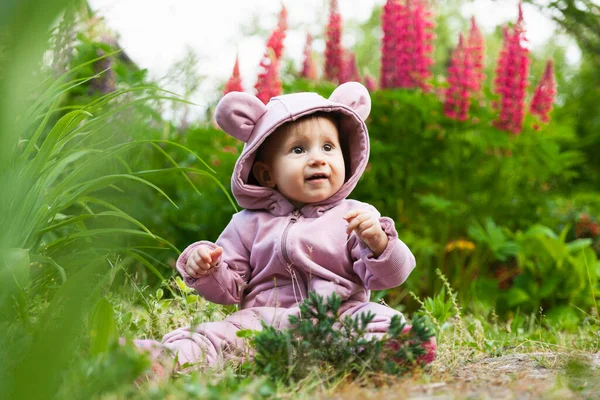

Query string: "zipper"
[[281, 210, 299, 266], [281, 210, 308, 291]]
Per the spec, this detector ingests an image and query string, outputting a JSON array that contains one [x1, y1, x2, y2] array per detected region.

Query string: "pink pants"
[[134, 301, 407, 368]]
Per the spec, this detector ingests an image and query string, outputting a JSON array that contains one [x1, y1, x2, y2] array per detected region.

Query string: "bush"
[[242, 292, 435, 383]]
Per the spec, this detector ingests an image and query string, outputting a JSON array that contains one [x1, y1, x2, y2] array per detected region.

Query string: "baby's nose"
[[308, 154, 326, 165]]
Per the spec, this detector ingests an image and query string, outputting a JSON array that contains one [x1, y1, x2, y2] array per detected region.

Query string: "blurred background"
[[1, 0, 599, 398]]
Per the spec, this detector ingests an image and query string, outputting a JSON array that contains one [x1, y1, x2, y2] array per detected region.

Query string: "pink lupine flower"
[[301, 33, 319, 80], [466, 16, 485, 93], [444, 34, 472, 121], [380, 0, 401, 89], [380, 0, 435, 90], [364, 73, 379, 92], [266, 29, 286, 61], [493, 2, 530, 134], [340, 51, 361, 83], [338, 49, 348, 83], [224, 54, 243, 94], [530, 59, 556, 123], [254, 5, 287, 104], [277, 4, 288, 32], [255, 50, 282, 104], [411, 0, 435, 90], [394, 2, 414, 88], [265, 5, 288, 60], [325, 0, 343, 83]]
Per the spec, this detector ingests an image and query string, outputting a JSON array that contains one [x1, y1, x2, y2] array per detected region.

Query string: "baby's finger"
[[346, 213, 367, 233], [346, 212, 370, 234], [192, 252, 203, 265], [209, 246, 223, 263], [360, 225, 381, 241], [197, 260, 212, 270], [356, 218, 375, 234], [343, 209, 362, 221], [186, 263, 202, 278], [197, 247, 212, 264]]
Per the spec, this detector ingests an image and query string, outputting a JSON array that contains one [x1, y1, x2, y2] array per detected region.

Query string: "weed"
[[242, 292, 435, 384]]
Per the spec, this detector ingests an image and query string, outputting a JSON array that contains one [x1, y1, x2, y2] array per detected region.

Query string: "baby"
[[135, 82, 435, 373]]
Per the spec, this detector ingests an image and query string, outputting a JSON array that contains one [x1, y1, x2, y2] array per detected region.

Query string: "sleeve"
[[175, 215, 251, 305], [349, 207, 416, 291]]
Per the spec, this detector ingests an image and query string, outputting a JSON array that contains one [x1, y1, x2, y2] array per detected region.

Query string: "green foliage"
[[155, 125, 240, 244], [343, 87, 583, 304], [0, 259, 114, 400], [114, 276, 236, 341], [128, 367, 276, 399], [89, 297, 119, 356], [0, 3, 233, 399], [418, 286, 455, 325], [524, 0, 600, 58], [245, 292, 434, 383], [467, 220, 600, 323], [508, 225, 598, 317]]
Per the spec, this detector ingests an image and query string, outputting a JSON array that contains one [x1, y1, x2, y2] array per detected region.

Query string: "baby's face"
[[254, 116, 345, 208]]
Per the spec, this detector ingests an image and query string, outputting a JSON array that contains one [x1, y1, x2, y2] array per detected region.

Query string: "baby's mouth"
[[306, 173, 329, 181]]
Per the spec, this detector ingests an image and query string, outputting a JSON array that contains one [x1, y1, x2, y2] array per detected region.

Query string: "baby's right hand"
[[185, 246, 223, 278]]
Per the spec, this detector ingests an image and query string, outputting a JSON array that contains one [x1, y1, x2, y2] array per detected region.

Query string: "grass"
[[92, 271, 599, 399]]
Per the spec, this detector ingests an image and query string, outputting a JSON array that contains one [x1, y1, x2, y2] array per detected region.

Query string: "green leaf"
[[2, 248, 30, 289], [175, 276, 189, 293], [29, 254, 67, 284], [506, 287, 530, 308], [45, 228, 178, 253], [525, 224, 558, 240], [236, 329, 257, 339], [539, 275, 561, 299], [566, 238, 592, 254], [89, 298, 117, 357]]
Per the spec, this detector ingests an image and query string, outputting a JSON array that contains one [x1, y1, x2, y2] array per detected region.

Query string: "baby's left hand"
[[343, 209, 389, 258]]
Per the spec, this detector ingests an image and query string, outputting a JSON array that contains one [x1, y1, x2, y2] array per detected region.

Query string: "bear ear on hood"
[[329, 81, 371, 121], [214, 92, 268, 143]]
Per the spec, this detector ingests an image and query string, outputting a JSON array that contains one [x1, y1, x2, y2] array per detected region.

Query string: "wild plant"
[[0, 4, 230, 396], [243, 292, 434, 384]]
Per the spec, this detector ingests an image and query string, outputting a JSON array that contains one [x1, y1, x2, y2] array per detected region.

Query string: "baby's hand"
[[343, 209, 389, 258], [185, 246, 223, 278]]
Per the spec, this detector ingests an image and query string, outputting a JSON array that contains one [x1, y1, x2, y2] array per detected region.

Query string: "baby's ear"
[[251, 161, 275, 188], [329, 82, 371, 121], [215, 92, 268, 142]]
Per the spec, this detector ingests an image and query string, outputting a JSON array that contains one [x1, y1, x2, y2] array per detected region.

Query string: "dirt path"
[[326, 352, 600, 399]]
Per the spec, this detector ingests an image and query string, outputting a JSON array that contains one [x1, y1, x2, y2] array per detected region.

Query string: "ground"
[[322, 351, 600, 399]]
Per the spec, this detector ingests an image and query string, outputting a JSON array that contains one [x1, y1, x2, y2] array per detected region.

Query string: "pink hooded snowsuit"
[[141, 82, 419, 367]]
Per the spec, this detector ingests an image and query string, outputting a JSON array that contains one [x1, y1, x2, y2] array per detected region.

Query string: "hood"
[[214, 82, 371, 217]]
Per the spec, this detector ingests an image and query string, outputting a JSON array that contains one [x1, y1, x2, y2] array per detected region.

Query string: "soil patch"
[[325, 351, 600, 399]]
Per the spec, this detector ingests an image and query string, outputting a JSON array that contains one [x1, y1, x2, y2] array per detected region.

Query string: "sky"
[[87, 0, 581, 118]]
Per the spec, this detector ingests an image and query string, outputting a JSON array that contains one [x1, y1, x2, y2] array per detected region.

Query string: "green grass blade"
[[27, 110, 93, 172], [57, 174, 179, 211], [125, 250, 167, 282], [29, 254, 67, 284], [44, 228, 179, 253], [133, 167, 237, 212], [150, 142, 201, 196], [140, 139, 216, 174], [38, 211, 156, 239]]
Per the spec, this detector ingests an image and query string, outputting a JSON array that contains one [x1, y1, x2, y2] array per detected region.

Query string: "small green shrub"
[[243, 292, 435, 383]]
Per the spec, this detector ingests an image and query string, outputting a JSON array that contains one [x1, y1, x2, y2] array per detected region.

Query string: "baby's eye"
[[323, 143, 333, 151], [292, 146, 304, 154]]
